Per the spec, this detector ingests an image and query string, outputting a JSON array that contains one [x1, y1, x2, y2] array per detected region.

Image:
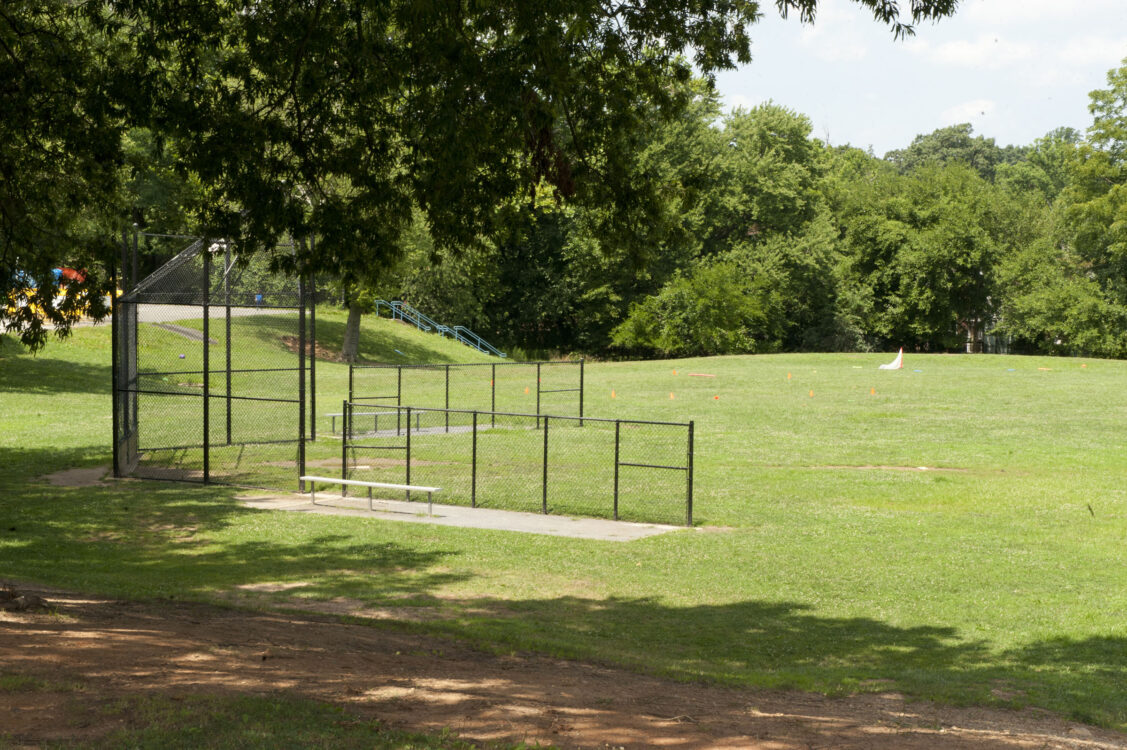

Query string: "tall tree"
[[884, 123, 1025, 182], [3, 0, 961, 349], [0, 1, 126, 345], [1067, 58, 1127, 300]]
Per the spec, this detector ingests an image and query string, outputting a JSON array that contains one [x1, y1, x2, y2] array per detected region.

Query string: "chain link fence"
[[112, 235, 694, 524], [337, 402, 693, 526], [348, 360, 584, 423], [113, 234, 315, 490]]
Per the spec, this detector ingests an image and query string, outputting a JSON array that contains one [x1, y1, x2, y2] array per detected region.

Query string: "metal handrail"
[[453, 326, 506, 357], [373, 299, 505, 357]]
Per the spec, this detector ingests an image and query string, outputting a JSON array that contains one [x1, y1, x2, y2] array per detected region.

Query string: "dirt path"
[[2, 587, 1124, 749]]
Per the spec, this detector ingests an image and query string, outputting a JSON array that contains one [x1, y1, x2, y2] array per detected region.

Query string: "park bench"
[[325, 411, 385, 434], [299, 475, 441, 515]]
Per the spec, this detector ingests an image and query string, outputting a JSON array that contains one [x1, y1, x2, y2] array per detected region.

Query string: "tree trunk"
[[342, 299, 363, 363]]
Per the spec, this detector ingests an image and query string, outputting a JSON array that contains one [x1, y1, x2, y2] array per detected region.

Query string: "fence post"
[[536, 362, 542, 424], [111, 251, 120, 478], [613, 420, 620, 521], [202, 245, 210, 484], [131, 224, 139, 292], [120, 227, 130, 295], [298, 274, 306, 491], [471, 411, 478, 508], [541, 415, 549, 514], [309, 272, 316, 442], [340, 400, 349, 496], [579, 359, 585, 425], [686, 420, 694, 527], [225, 246, 232, 446], [445, 364, 450, 433], [348, 364, 354, 403], [405, 406, 412, 501], [491, 363, 496, 428]]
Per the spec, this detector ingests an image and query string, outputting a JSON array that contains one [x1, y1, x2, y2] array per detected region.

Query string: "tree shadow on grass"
[[1, 447, 111, 484], [1, 478, 469, 603], [4, 469, 1126, 730], [423, 594, 1127, 729], [0, 353, 108, 395]]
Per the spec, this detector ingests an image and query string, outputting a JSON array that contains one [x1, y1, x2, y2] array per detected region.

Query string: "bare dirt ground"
[[3, 586, 1125, 749]]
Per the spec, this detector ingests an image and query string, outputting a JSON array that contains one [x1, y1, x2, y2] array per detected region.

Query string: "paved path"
[[239, 492, 684, 542]]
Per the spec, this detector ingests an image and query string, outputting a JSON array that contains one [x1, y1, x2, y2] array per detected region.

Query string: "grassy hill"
[[4, 329, 1127, 730]]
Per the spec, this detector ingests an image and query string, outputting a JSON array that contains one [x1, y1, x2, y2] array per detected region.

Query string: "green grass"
[[0, 673, 527, 749], [81, 693, 495, 749], [4, 324, 1127, 731]]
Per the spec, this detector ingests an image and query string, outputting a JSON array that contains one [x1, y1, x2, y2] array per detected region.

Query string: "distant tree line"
[[13, 0, 960, 351], [374, 58, 1127, 359], [6, 2, 1126, 360]]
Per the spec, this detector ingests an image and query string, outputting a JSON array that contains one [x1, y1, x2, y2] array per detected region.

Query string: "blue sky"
[[713, 0, 1127, 155]]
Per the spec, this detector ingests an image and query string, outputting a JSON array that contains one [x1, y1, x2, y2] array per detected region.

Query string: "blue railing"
[[453, 326, 506, 358], [391, 302, 452, 337], [374, 300, 505, 357]]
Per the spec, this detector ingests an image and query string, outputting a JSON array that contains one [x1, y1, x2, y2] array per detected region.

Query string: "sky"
[[713, 0, 1127, 156]]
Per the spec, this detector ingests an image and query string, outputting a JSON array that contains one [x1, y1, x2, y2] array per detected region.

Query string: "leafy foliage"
[[3, 0, 962, 350]]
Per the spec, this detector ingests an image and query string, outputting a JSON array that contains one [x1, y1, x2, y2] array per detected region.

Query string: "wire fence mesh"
[[113, 235, 692, 523], [348, 360, 584, 422], [113, 235, 312, 491], [340, 403, 693, 526]]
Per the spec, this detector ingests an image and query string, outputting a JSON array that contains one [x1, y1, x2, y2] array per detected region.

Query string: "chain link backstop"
[[112, 234, 314, 490]]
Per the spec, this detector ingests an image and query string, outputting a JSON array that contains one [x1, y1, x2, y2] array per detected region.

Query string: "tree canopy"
[[3, 0, 960, 348]]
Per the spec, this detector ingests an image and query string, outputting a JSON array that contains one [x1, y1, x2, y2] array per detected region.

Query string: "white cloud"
[[789, 0, 871, 62], [724, 93, 757, 112], [940, 99, 997, 126], [962, 0, 1123, 25], [1054, 35, 1127, 68], [800, 28, 868, 62], [907, 34, 1034, 69]]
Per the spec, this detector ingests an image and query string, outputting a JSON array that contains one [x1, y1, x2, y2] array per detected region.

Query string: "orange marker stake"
[[870, 387, 875, 395], [611, 390, 616, 399], [669, 392, 675, 400], [672, 369, 678, 376], [787, 372, 792, 380], [714, 395, 719, 400], [524, 386, 530, 394], [809, 390, 814, 398]]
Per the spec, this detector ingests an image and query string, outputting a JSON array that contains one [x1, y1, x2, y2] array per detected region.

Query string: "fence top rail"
[[350, 359, 582, 370], [344, 400, 689, 428], [122, 300, 302, 310], [140, 366, 305, 377], [123, 388, 300, 404]]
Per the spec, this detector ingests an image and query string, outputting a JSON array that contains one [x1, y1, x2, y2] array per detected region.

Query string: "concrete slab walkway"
[[238, 492, 683, 542]]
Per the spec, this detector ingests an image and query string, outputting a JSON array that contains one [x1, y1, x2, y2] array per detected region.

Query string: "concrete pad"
[[238, 492, 683, 542]]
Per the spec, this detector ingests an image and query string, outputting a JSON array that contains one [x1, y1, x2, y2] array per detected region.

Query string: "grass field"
[[3, 316, 1127, 733]]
